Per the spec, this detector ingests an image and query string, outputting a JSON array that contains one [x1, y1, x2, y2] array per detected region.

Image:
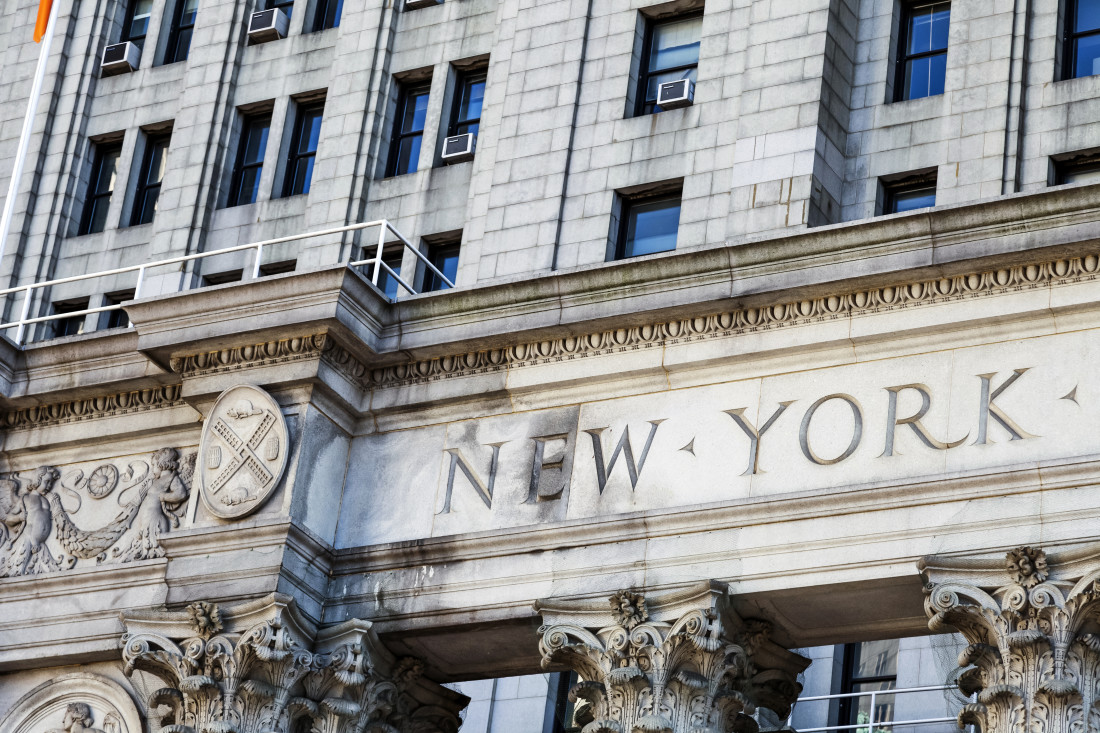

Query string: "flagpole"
[[0, 0, 60, 272]]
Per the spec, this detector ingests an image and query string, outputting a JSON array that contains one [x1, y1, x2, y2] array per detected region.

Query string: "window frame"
[[48, 299, 91, 340], [881, 170, 937, 215], [79, 140, 124, 236], [282, 101, 325, 198], [635, 11, 703, 117], [447, 68, 487, 138], [836, 641, 899, 730], [420, 239, 460, 293], [893, 1, 950, 103], [228, 112, 272, 207], [267, 0, 295, 20], [312, 0, 342, 31], [1062, 0, 1100, 80], [386, 81, 431, 177], [1053, 151, 1100, 184], [164, 0, 198, 64], [614, 190, 682, 260], [121, 0, 153, 49], [130, 132, 171, 227]]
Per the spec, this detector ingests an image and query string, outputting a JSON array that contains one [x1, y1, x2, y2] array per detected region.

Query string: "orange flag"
[[33, 0, 53, 43]]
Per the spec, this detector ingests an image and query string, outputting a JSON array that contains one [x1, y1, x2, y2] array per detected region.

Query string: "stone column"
[[120, 594, 466, 733], [534, 581, 810, 733], [921, 545, 1100, 733]]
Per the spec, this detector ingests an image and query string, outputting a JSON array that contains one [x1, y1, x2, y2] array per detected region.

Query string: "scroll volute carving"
[[535, 581, 809, 733], [921, 545, 1100, 733]]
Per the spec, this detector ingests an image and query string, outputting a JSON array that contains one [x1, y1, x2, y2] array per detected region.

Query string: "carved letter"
[[725, 402, 793, 475], [974, 369, 1037, 445], [437, 443, 504, 514], [799, 394, 863, 466], [524, 434, 568, 504], [585, 421, 665, 494], [881, 384, 967, 457]]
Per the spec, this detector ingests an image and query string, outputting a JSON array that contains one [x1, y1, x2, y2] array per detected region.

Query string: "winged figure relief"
[[0, 467, 62, 577], [111, 448, 194, 563]]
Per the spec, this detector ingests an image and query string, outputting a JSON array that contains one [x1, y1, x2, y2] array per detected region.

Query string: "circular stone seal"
[[198, 384, 289, 520]]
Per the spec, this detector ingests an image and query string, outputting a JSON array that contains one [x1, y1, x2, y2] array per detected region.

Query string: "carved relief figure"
[[111, 448, 193, 563], [46, 704, 108, 733], [0, 468, 61, 577]]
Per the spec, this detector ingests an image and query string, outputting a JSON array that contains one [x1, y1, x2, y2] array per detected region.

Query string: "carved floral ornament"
[[535, 581, 809, 733], [920, 544, 1100, 733], [120, 594, 466, 733], [0, 447, 196, 578]]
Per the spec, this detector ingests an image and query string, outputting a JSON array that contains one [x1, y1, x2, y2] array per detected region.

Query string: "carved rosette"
[[921, 545, 1100, 733], [535, 581, 809, 733], [120, 595, 465, 733]]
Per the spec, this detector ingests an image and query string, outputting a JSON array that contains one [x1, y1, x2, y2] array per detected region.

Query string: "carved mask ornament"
[[197, 384, 289, 520]]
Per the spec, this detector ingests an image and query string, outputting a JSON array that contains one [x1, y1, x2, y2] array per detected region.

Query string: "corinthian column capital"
[[534, 581, 809, 733], [119, 593, 466, 733], [921, 544, 1100, 733]]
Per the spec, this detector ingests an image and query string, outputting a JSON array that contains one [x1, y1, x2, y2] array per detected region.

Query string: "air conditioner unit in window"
[[656, 79, 695, 109], [101, 42, 140, 76], [441, 133, 475, 164], [405, 0, 443, 9], [248, 9, 289, 44]]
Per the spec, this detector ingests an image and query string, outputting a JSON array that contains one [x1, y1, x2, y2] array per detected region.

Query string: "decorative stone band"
[[120, 593, 467, 733], [919, 544, 1100, 733], [169, 334, 330, 377], [1, 385, 184, 431], [534, 581, 809, 733]]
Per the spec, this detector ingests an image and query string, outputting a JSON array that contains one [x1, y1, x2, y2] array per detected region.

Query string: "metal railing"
[[0, 219, 452, 345], [789, 684, 967, 733]]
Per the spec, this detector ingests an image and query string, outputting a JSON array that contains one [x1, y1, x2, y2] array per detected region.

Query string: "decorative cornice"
[[169, 333, 329, 376], [0, 385, 185, 430], [366, 252, 1100, 389]]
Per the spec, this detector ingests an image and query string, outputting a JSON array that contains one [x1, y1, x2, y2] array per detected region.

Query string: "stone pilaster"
[[921, 545, 1100, 733], [119, 594, 466, 733], [534, 581, 810, 733]]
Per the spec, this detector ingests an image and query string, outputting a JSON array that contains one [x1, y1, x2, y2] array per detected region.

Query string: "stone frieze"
[[0, 385, 185, 431]]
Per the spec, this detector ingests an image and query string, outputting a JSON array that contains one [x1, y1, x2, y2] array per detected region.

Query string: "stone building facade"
[[2, 0, 1100, 730]]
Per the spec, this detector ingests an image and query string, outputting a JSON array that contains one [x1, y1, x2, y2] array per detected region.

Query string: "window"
[[130, 133, 170, 226], [1054, 153, 1100, 184], [259, 259, 297, 276], [100, 290, 135, 330], [121, 0, 153, 50], [613, 191, 681, 259], [49, 299, 90, 339], [312, 0, 342, 30], [229, 113, 271, 206], [387, 82, 430, 177], [421, 239, 459, 292], [837, 641, 898, 730], [448, 69, 486, 138], [374, 247, 405, 299], [164, 0, 198, 64], [1064, 0, 1100, 79], [79, 141, 123, 235], [268, 0, 294, 20], [637, 14, 702, 116], [882, 172, 937, 214], [895, 2, 949, 102], [283, 102, 324, 197], [202, 270, 244, 287]]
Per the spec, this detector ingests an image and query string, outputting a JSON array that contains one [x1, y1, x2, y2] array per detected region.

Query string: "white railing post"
[[372, 221, 386, 286], [134, 265, 146, 299], [868, 690, 876, 733], [14, 287, 32, 344], [252, 242, 263, 279]]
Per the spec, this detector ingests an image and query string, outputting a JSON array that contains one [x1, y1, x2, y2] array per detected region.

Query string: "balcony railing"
[[789, 684, 971, 733], [0, 219, 450, 345]]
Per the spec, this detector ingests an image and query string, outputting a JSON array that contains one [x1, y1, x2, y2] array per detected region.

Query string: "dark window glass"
[[387, 83, 430, 177], [259, 259, 297, 276], [1055, 155, 1100, 183], [122, 0, 153, 49], [49, 300, 90, 339], [229, 114, 271, 206], [165, 0, 199, 64], [1065, 0, 1100, 79], [837, 641, 899, 730], [884, 178, 937, 214], [131, 133, 170, 226], [268, 0, 294, 20], [100, 290, 135, 330], [202, 270, 244, 286], [313, 0, 342, 30], [449, 70, 486, 138], [283, 103, 324, 197], [638, 14, 701, 115], [895, 2, 950, 101], [422, 241, 459, 292], [79, 141, 123, 235], [617, 194, 681, 259], [372, 248, 404, 299]]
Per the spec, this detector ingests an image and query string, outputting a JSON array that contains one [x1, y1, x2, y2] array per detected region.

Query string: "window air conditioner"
[[248, 9, 289, 44], [101, 42, 140, 76], [441, 133, 475, 164], [405, 0, 443, 9], [656, 79, 695, 109]]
